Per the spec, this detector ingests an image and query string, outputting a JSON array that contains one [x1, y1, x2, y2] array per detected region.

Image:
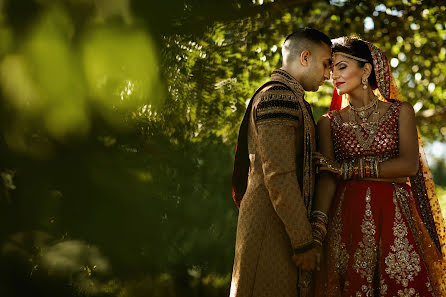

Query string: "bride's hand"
[[312, 152, 342, 176]]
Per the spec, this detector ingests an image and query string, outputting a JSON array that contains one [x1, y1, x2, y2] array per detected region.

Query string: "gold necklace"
[[349, 97, 378, 122], [349, 101, 380, 150]]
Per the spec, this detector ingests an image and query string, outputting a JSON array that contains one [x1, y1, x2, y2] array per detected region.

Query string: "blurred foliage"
[[0, 0, 445, 296], [431, 157, 446, 187], [437, 186, 446, 218]]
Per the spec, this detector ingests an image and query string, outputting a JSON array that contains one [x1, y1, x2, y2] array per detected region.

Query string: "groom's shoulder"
[[254, 82, 302, 125], [255, 82, 298, 104]]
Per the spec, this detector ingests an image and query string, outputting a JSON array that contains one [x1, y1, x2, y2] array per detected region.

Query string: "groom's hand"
[[292, 247, 320, 271]]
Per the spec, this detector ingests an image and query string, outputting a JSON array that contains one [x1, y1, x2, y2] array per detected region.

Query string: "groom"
[[230, 28, 332, 297]]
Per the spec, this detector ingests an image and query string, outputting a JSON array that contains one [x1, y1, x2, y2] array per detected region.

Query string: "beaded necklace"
[[348, 99, 380, 150], [349, 96, 378, 122]]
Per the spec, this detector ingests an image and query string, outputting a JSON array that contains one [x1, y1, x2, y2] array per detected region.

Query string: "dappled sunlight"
[[82, 25, 163, 126], [93, 0, 133, 24], [0, 4, 163, 155], [1, 1, 445, 296], [2, 231, 52, 260], [201, 273, 231, 289], [0, 7, 89, 150], [42, 240, 110, 275], [128, 168, 153, 183], [1, 55, 41, 111], [24, 7, 88, 139], [2, 231, 113, 296]]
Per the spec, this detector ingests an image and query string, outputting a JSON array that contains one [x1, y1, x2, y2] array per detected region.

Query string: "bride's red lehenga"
[[316, 40, 446, 297], [318, 101, 444, 296]]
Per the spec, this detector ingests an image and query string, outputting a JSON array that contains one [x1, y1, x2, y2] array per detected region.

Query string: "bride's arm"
[[323, 102, 419, 182], [377, 102, 419, 178]]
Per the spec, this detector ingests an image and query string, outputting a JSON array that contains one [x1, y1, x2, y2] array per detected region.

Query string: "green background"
[[0, 0, 445, 296]]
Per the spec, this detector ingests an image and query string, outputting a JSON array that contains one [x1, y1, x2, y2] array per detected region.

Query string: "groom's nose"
[[324, 69, 331, 80]]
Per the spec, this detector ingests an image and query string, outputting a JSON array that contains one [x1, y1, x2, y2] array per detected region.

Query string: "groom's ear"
[[300, 50, 311, 67]]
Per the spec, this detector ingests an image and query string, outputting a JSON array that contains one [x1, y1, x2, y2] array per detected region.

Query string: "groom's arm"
[[312, 115, 338, 216], [255, 88, 313, 253]]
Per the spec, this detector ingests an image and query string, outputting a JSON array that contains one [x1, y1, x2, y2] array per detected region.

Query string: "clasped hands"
[[291, 152, 338, 271], [292, 245, 322, 271]]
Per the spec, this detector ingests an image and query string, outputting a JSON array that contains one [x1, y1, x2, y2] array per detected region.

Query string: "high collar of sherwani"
[[271, 69, 305, 99]]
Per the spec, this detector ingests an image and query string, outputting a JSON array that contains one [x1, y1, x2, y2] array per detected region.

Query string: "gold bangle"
[[348, 161, 353, 179], [364, 160, 368, 177], [363, 159, 366, 178], [350, 160, 355, 179], [359, 159, 363, 179], [375, 160, 380, 178], [343, 162, 348, 180]]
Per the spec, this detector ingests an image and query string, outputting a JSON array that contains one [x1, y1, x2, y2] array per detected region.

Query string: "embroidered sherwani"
[[230, 69, 316, 297], [315, 101, 443, 297]]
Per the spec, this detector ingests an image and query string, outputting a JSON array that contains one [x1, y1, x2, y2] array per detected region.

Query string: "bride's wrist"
[[310, 210, 328, 246], [341, 158, 380, 180]]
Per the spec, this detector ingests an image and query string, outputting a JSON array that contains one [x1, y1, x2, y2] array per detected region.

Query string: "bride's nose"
[[331, 70, 339, 80]]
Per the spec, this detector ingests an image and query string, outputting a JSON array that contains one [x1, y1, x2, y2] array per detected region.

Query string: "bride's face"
[[331, 53, 364, 95]]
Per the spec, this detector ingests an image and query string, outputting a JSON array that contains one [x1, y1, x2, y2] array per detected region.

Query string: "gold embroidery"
[[329, 187, 349, 276], [426, 281, 433, 292], [380, 277, 388, 295], [378, 238, 388, 296], [299, 99, 315, 214], [353, 187, 377, 295], [397, 288, 419, 297], [349, 109, 380, 150], [384, 185, 421, 288]]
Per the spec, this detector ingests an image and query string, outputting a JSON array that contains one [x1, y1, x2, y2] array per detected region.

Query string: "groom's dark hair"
[[284, 28, 332, 48], [282, 28, 331, 65]]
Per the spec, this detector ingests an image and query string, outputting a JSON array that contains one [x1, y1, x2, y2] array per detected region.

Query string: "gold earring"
[[362, 77, 367, 89]]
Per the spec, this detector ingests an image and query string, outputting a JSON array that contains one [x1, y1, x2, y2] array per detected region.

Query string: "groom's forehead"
[[314, 43, 331, 55], [317, 45, 333, 63]]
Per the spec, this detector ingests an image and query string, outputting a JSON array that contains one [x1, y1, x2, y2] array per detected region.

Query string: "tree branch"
[[172, 0, 314, 35]]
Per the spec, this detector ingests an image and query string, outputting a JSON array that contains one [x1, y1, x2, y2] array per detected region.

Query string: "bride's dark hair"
[[332, 36, 378, 90]]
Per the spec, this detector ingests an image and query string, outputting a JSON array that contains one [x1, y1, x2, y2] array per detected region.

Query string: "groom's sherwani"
[[230, 69, 317, 297]]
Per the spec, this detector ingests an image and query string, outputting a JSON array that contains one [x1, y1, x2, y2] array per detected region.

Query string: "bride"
[[310, 36, 446, 296]]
